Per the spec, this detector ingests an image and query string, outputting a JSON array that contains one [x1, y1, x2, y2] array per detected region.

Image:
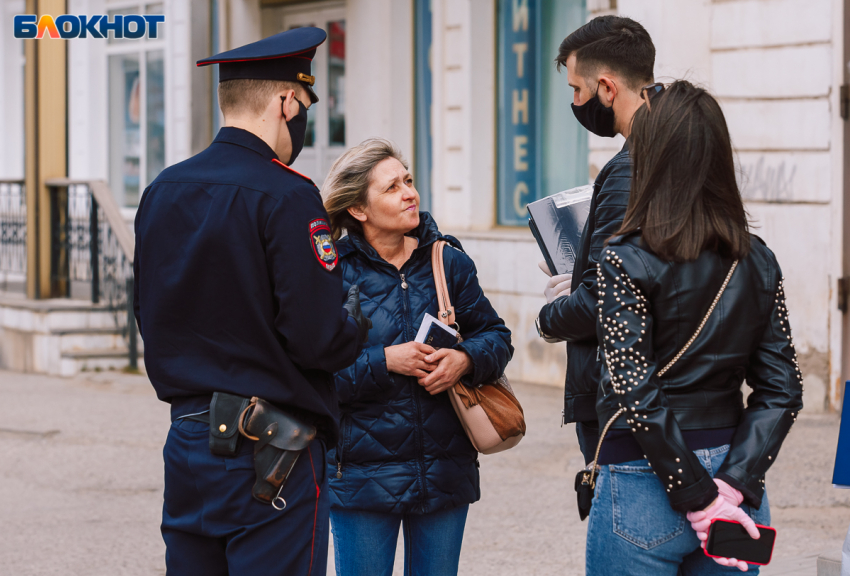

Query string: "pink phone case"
[[703, 519, 777, 566]]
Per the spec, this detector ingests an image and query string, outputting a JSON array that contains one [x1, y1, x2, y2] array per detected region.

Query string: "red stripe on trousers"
[[307, 447, 320, 576]]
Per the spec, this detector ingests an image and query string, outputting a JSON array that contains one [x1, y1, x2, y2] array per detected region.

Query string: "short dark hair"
[[556, 16, 655, 91], [618, 80, 750, 262]]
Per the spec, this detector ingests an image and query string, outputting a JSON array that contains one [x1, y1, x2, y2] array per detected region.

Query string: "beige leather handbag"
[[431, 240, 526, 454]]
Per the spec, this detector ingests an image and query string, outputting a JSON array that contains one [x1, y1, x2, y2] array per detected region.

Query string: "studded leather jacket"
[[596, 232, 803, 513]]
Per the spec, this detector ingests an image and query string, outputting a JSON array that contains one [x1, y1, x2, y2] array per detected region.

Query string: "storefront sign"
[[497, 0, 538, 226]]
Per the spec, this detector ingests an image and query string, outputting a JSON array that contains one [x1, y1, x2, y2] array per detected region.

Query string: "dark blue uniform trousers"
[[162, 419, 329, 575]]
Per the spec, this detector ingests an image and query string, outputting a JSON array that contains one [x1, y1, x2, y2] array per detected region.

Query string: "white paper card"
[[414, 312, 458, 343]]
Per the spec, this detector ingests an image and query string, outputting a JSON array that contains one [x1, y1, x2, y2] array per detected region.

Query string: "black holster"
[[208, 392, 251, 456], [238, 397, 317, 509]]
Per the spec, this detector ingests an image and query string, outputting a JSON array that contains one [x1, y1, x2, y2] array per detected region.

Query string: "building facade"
[[0, 0, 845, 411]]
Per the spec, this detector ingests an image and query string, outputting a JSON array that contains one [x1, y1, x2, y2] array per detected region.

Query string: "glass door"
[[263, 2, 346, 187]]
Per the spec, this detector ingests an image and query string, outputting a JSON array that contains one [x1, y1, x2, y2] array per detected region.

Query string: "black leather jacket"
[[538, 143, 631, 423], [596, 232, 803, 513]]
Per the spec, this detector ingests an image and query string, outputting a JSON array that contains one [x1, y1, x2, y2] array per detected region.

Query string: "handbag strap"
[[588, 259, 739, 486], [431, 240, 458, 330]]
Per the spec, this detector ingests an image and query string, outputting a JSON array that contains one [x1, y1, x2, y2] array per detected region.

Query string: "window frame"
[[262, 1, 347, 187], [495, 0, 589, 227], [414, 0, 433, 212], [104, 0, 168, 208]]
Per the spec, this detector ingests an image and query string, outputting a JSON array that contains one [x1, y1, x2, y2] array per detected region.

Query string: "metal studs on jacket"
[[592, 234, 804, 512]]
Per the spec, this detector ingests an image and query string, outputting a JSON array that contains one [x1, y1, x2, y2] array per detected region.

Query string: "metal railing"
[[47, 179, 138, 369], [0, 180, 26, 294]]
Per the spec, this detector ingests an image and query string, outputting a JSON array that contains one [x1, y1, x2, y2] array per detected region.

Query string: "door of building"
[[261, 2, 346, 187]]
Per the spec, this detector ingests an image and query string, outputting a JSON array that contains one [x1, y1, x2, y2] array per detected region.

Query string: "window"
[[262, 3, 347, 187], [327, 20, 346, 147], [414, 0, 433, 212], [496, 0, 587, 226], [0, 0, 25, 180], [106, 2, 166, 207]]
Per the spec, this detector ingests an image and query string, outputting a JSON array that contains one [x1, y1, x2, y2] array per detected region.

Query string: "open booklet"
[[414, 313, 459, 349], [527, 184, 593, 276]]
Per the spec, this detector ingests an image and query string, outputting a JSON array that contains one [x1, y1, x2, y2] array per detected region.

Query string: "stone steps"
[[59, 347, 144, 377], [0, 292, 142, 377], [54, 327, 132, 353]]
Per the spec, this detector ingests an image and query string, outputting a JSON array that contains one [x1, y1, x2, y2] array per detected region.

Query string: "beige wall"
[[344, 0, 414, 162]]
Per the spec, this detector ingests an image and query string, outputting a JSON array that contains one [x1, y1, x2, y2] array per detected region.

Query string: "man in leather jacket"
[[536, 16, 657, 462]]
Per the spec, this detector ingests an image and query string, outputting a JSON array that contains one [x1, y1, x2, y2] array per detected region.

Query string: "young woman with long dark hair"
[[586, 81, 803, 574]]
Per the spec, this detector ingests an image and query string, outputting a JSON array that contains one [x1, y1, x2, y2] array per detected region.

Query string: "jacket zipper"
[[399, 271, 428, 505], [336, 415, 350, 479]]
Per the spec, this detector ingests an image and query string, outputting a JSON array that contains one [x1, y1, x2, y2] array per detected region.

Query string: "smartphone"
[[705, 519, 777, 566]]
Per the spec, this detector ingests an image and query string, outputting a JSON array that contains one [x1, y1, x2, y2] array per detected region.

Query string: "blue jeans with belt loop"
[[586, 444, 771, 576]]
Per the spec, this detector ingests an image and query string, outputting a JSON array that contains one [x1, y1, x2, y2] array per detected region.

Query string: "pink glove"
[[686, 479, 760, 572]]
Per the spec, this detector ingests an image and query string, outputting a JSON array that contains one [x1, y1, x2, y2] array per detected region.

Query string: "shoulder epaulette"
[[271, 158, 316, 187]]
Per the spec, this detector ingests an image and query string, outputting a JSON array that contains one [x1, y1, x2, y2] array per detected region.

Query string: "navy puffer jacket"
[[326, 213, 513, 514]]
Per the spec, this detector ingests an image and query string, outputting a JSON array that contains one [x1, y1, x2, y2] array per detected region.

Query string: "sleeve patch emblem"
[[309, 219, 338, 271]]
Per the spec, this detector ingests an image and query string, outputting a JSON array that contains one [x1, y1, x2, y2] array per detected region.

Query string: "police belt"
[[180, 392, 317, 510]]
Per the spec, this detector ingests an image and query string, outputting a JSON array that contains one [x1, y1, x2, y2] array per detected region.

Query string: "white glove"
[[544, 273, 572, 304]]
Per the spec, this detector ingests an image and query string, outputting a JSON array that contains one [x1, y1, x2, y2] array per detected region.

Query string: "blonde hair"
[[322, 138, 408, 241], [217, 79, 302, 117]]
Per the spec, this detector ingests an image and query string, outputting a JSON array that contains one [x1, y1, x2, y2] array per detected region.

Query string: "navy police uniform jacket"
[[134, 127, 362, 442], [327, 214, 513, 514]]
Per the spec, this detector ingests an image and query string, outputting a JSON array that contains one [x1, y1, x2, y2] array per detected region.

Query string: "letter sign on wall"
[[497, 0, 538, 226]]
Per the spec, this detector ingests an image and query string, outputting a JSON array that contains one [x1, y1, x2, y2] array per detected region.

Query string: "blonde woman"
[[322, 138, 513, 576]]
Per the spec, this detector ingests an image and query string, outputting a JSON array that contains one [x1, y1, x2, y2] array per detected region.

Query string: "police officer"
[[133, 27, 370, 575]]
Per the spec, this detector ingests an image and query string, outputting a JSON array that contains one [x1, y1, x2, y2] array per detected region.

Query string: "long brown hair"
[[618, 80, 749, 261]]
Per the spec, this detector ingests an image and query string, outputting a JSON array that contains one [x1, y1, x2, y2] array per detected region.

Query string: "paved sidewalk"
[[0, 369, 846, 575]]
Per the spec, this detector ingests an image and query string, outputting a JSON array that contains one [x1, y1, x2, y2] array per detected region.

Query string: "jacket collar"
[[337, 211, 444, 263], [213, 127, 278, 161]]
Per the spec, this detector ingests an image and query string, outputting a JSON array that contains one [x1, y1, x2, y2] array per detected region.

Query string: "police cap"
[[197, 26, 327, 104]]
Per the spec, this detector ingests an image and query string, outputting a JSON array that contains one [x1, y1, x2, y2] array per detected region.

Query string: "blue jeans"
[[586, 445, 770, 576], [330, 506, 469, 576]]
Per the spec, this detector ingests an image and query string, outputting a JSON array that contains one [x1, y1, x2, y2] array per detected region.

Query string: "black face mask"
[[570, 84, 616, 138], [282, 96, 309, 164]]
